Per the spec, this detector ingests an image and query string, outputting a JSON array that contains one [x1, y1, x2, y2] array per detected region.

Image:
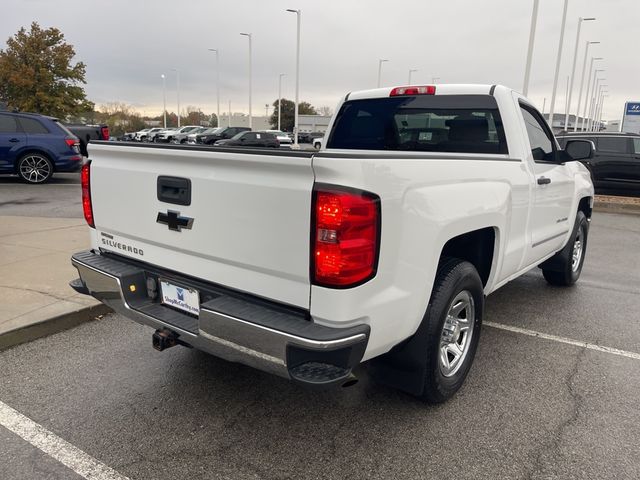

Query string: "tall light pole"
[[589, 81, 606, 131], [286, 9, 301, 145], [587, 73, 605, 130], [207, 49, 220, 127], [573, 41, 600, 131], [597, 94, 609, 131], [170, 68, 181, 127], [161, 74, 167, 128], [377, 59, 388, 88], [408, 68, 418, 84], [581, 61, 603, 130], [228, 100, 231, 127], [564, 17, 596, 131], [278, 73, 285, 132], [592, 88, 606, 131], [564, 75, 570, 121], [523, 0, 540, 96], [548, 0, 569, 128], [240, 33, 252, 129]]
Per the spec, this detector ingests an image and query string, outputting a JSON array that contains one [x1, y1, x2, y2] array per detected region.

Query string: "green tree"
[[270, 99, 317, 131], [0, 22, 93, 118]]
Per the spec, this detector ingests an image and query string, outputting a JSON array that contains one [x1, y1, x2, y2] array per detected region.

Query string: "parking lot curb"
[[0, 304, 113, 351], [594, 198, 640, 215]]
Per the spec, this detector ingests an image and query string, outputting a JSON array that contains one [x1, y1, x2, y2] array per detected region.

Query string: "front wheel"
[[418, 258, 484, 403], [541, 211, 588, 286], [17, 153, 54, 184]]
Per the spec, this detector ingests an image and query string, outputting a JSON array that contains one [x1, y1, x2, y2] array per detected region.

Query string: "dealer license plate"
[[160, 280, 200, 316]]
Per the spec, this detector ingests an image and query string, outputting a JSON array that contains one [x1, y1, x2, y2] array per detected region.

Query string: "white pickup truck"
[[71, 84, 594, 403]]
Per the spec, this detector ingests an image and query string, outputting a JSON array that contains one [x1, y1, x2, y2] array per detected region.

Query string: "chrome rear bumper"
[[71, 250, 369, 387]]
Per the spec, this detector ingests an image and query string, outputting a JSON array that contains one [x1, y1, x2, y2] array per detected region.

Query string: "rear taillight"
[[65, 137, 78, 148], [312, 186, 380, 288], [81, 162, 94, 228], [100, 126, 110, 140], [390, 85, 436, 96]]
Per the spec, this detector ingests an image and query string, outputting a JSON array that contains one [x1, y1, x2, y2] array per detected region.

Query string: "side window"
[[633, 138, 640, 155], [520, 105, 555, 161], [19, 117, 50, 134], [0, 115, 19, 133], [596, 137, 630, 154]]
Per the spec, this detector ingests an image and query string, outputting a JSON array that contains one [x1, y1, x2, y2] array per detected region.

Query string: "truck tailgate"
[[88, 143, 315, 308]]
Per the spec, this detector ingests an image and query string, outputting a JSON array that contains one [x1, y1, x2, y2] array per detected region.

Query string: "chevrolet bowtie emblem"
[[156, 210, 194, 232]]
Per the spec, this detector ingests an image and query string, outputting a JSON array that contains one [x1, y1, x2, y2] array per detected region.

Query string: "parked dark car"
[[199, 126, 251, 145], [187, 127, 220, 144], [65, 123, 109, 156], [298, 131, 324, 144], [556, 132, 640, 196], [214, 131, 279, 148], [0, 111, 82, 184]]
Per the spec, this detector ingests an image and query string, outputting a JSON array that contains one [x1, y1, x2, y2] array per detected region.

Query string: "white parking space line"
[[0, 401, 129, 480], [485, 321, 640, 361]]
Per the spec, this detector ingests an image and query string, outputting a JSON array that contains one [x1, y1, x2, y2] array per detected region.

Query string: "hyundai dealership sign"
[[622, 102, 640, 134]]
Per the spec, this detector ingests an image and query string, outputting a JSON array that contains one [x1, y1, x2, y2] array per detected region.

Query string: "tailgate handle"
[[157, 176, 191, 206]]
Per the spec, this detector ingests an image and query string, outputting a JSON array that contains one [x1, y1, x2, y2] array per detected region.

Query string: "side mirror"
[[564, 139, 594, 161], [240, 137, 246, 142]]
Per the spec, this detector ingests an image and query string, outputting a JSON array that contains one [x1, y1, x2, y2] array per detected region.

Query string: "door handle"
[[9, 138, 20, 143], [537, 176, 551, 185]]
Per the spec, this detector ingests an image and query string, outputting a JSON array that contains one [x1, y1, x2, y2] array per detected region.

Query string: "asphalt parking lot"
[[1, 195, 639, 478], [0, 172, 81, 217]]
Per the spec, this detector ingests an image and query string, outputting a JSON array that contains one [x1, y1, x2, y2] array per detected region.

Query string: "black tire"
[[540, 211, 588, 286], [417, 258, 484, 403], [17, 153, 54, 184]]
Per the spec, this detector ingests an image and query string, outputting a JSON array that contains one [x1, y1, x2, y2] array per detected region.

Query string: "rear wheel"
[[541, 211, 588, 286], [418, 258, 484, 403], [17, 153, 53, 184]]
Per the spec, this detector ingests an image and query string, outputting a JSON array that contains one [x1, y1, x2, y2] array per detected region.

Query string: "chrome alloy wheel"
[[19, 155, 51, 183], [571, 227, 584, 272], [439, 290, 475, 377]]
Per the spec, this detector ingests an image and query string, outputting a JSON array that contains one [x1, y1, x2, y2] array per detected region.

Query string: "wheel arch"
[[440, 226, 498, 288], [578, 196, 593, 220], [13, 148, 55, 173]]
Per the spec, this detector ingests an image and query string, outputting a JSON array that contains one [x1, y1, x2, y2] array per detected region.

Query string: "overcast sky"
[[2, 0, 638, 121]]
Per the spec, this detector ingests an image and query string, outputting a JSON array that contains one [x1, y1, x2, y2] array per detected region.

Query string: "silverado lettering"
[[101, 238, 144, 256]]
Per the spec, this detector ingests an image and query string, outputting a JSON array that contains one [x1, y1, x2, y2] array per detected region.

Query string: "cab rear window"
[[327, 94, 508, 154]]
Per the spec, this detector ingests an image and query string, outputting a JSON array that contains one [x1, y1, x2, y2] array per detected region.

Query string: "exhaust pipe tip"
[[341, 373, 359, 388]]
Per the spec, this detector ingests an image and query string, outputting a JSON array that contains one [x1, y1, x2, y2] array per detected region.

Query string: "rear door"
[[0, 114, 26, 171], [518, 102, 575, 265], [630, 138, 640, 188], [89, 143, 315, 308], [593, 136, 635, 190]]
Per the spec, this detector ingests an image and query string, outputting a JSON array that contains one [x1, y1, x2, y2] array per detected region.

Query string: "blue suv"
[[0, 111, 82, 184]]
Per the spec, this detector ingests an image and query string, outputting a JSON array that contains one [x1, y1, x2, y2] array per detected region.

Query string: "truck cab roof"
[[346, 84, 500, 101]]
